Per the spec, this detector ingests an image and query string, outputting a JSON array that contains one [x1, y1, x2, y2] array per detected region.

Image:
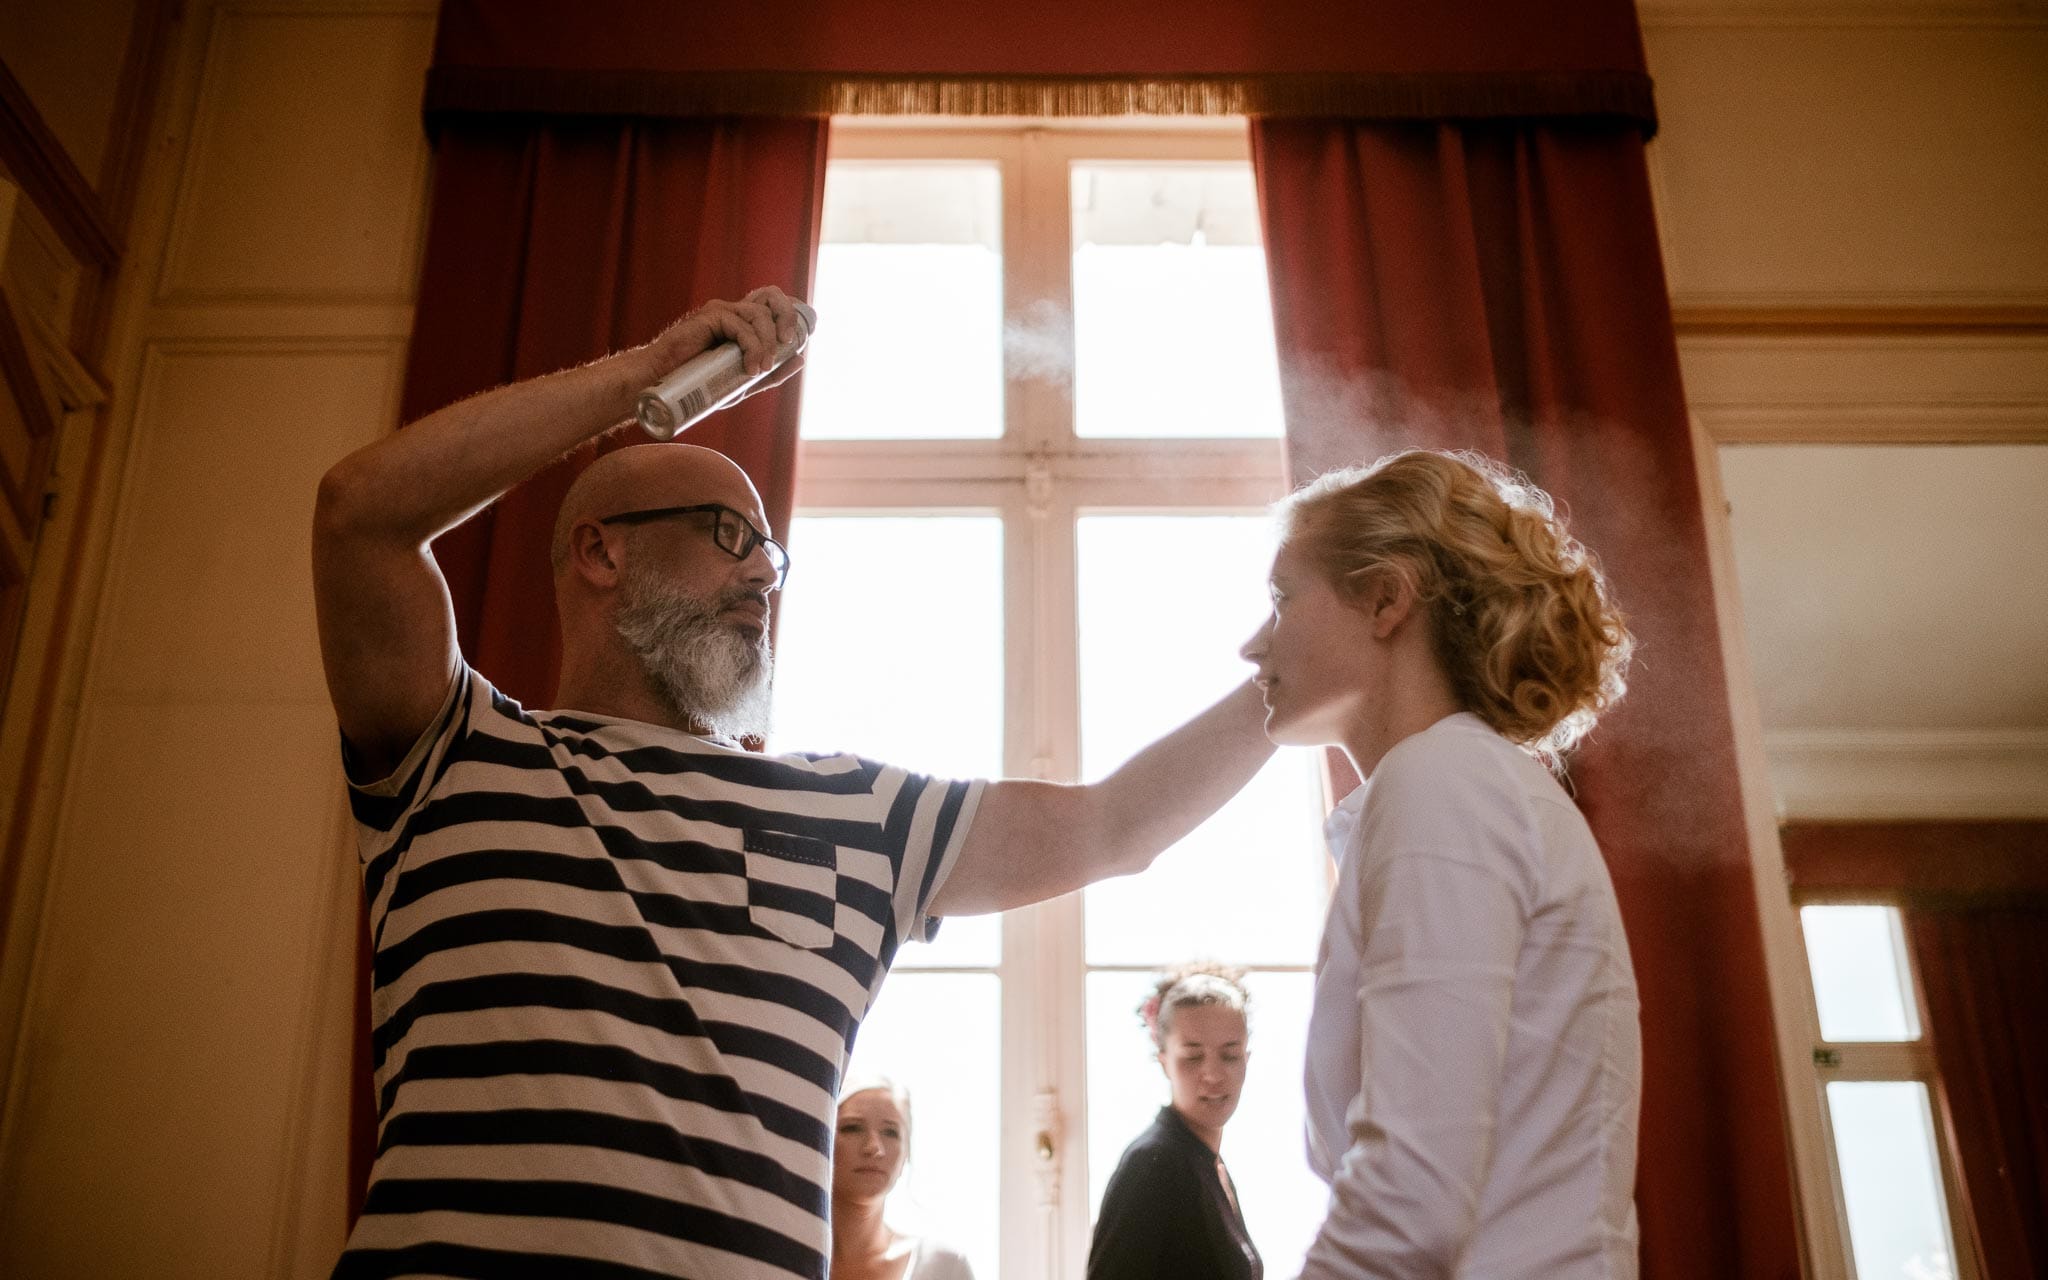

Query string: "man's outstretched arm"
[[929, 680, 1275, 917], [312, 290, 805, 777]]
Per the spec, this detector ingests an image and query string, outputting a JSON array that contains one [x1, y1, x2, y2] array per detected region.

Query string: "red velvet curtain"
[[1909, 905, 2048, 1278], [1250, 120, 1800, 1278], [348, 115, 827, 1219]]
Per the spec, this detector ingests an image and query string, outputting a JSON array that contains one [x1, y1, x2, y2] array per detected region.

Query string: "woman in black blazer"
[[1087, 963, 1262, 1280]]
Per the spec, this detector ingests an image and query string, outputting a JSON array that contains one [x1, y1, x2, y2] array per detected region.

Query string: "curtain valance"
[[426, 0, 1656, 130]]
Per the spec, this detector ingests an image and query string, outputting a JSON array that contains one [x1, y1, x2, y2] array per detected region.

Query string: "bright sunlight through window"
[[774, 126, 1309, 1278], [1799, 905, 1963, 1280]]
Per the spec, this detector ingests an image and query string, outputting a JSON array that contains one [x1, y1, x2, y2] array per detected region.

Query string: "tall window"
[[1799, 903, 1975, 1280], [767, 122, 1330, 1279]]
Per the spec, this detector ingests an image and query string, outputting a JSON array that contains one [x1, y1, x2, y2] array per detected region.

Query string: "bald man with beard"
[[312, 287, 1274, 1280]]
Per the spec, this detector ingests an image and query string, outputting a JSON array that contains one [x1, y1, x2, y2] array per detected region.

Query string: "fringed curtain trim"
[[424, 68, 1658, 134]]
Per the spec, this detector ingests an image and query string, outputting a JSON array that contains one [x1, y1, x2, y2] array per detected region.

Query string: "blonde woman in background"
[[1087, 963, 1262, 1280], [1241, 451, 1641, 1279], [830, 1078, 974, 1280]]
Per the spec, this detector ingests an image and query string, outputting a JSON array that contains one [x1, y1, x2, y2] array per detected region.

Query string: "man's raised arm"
[[311, 289, 805, 777], [929, 679, 1275, 917]]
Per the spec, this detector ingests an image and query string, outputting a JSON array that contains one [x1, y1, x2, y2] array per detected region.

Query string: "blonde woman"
[[1240, 451, 1641, 1278], [830, 1078, 974, 1280]]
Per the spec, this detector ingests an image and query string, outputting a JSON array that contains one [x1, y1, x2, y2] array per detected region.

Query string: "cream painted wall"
[[0, 2, 435, 1276], [0, 1, 2041, 1277], [1643, 6, 2048, 819], [1645, 10, 2048, 309]]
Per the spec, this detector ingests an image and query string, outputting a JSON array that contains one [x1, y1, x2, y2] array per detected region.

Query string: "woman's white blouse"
[[1300, 713, 1641, 1279], [907, 1236, 975, 1280]]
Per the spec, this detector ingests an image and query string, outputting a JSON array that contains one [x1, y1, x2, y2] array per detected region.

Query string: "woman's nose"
[[1240, 616, 1272, 663]]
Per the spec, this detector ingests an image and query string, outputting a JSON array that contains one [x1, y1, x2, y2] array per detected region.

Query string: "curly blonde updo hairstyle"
[[1277, 450, 1632, 757]]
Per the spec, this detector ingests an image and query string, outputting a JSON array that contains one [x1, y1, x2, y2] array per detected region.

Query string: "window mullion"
[[996, 482, 1086, 1279], [993, 124, 1092, 1280], [1895, 908, 1982, 1280], [1012, 128, 1077, 456], [1819, 1041, 1934, 1078], [794, 441, 1036, 521], [1038, 496, 1090, 1280]]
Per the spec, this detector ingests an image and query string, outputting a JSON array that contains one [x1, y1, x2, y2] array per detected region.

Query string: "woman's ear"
[[1348, 564, 1419, 638]]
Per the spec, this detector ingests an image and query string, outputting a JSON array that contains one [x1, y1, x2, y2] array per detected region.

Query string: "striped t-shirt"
[[332, 666, 984, 1280]]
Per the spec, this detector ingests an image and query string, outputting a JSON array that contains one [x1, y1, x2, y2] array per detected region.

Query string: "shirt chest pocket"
[[742, 828, 839, 950]]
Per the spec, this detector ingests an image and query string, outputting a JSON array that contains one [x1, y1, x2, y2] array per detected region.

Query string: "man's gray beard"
[[614, 568, 773, 741]]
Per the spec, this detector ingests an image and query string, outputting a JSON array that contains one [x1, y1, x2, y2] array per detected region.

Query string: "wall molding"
[[1764, 728, 2048, 819], [144, 300, 417, 345], [1672, 295, 2048, 319], [1697, 402, 2048, 444], [1672, 305, 2048, 338], [1681, 332, 2048, 444], [1640, 0, 2048, 28]]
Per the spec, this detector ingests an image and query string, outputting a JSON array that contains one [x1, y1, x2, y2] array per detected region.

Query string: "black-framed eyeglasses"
[[598, 503, 790, 590]]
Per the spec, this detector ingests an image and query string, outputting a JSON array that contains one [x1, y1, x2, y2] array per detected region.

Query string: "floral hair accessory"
[[1137, 993, 1162, 1041]]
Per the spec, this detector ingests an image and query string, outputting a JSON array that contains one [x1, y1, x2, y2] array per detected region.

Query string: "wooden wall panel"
[[0, 525, 23, 721], [0, 0, 141, 190]]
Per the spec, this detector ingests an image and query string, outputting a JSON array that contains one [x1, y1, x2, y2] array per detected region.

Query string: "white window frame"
[[800, 118, 1292, 1279], [1797, 894, 1982, 1280]]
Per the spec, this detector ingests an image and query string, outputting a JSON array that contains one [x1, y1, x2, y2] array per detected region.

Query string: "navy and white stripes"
[[333, 667, 983, 1280]]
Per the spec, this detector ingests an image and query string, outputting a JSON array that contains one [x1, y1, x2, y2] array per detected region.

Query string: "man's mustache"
[[714, 585, 772, 616]]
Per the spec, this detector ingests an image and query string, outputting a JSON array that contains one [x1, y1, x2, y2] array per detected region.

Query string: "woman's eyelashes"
[[842, 1121, 884, 1136], [838, 1121, 901, 1144]]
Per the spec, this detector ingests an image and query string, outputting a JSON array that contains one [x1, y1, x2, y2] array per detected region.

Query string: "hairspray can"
[[636, 301, 818, 440]]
